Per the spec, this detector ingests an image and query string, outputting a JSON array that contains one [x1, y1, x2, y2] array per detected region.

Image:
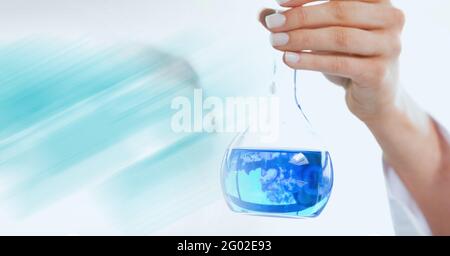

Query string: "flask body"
[[220, 56, 334, 218]]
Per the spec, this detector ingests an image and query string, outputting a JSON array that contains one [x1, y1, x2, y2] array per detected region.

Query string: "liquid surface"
[[222, 149, 333, 217]]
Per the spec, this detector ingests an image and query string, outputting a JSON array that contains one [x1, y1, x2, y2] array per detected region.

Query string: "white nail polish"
[[265, 13, 286, 29], [276, 0, 289, 5], [270, 33, 289, 46], [285, 52, 300, 64]]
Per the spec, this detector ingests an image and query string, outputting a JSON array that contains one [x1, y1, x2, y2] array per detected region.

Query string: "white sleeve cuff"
[[384, 162, 431, 236]]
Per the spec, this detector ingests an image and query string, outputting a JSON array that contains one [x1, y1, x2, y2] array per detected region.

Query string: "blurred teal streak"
[[0, 39, 225, 228], [0, 40, 195, 141], [95, 133, 231, 234], [0, 35, 269, 234]]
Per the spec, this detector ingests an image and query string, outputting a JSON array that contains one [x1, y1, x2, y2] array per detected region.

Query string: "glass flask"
[[221, 52, 334, 218]]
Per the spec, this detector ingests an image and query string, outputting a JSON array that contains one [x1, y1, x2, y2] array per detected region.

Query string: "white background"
[[0, 0, 449, 235]]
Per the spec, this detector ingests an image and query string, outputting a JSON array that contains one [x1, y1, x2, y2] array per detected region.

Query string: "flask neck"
[[232, 53, 324, 151], [271, 52, 317, 135], [271, 52, 307, 122], [271, 53, 296, 103]]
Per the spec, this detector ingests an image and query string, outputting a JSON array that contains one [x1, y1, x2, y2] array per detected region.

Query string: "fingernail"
[[285, 52, 300, 63], [265, 13, 286, 29], [270, 33, 289, 46], [276, 0, 289, 5]]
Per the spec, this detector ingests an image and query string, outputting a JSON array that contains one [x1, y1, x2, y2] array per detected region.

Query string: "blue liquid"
[[222, 149, 333, 218]]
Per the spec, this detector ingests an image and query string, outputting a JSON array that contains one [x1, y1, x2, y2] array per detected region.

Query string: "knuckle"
[[330, 1, 347, 22], [371, 62, 388, 84], [293, 7, 308, 25], [391, 36, 403, 56], [298, 31, 311, 47], [382, 34, 402, 56], [331, 57, 350, 74], [334, 28, 350, 50], [391, 8, 406, 29]]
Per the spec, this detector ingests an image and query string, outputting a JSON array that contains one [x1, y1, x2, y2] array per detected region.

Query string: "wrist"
[[363, 90, 430, 135], [362, 89, 442, 180], [354, 96, 402, 130]]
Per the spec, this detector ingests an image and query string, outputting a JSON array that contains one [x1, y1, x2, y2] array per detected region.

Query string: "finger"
[[259, 8, 277, 28], [263, 2, 403, 31], [270, 27, 397, 56], [283, 51, 386, 84], [277, 0, 387, 8]]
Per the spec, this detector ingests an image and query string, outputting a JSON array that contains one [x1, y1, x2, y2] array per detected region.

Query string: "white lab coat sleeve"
[[384, 163, 431, 235], [384, 120, 449, 236]]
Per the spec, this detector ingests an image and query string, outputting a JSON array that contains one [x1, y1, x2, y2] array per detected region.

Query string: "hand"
[[260, 0, 405, 124]]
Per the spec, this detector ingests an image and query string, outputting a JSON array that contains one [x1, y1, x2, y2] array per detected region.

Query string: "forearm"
[[365, 91, 450, 235]]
